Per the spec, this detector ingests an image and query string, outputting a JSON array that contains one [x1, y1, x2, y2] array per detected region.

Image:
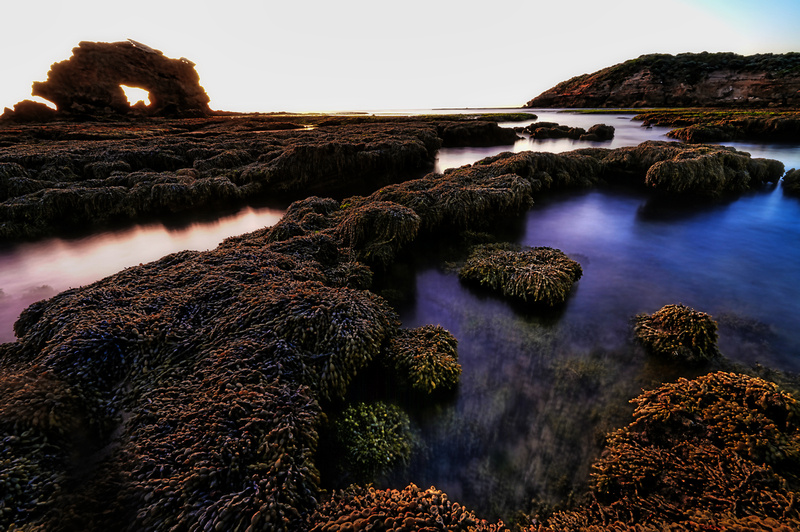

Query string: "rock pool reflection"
[[0, 205, 285, 342], [383, 183, 800, 521]]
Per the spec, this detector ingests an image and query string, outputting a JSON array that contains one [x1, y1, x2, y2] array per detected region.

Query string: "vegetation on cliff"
[[525, 52, 800, 108]]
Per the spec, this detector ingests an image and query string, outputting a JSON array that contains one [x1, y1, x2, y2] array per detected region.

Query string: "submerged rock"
[[330, 402, 413, 484]]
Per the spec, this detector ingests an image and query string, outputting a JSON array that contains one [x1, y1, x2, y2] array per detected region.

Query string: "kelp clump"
[[784, 168, 800, 196], [541, 372, 800, 531], [385, 325, 461, 394], [634, 303, 720, 364], [310, 483, 509, 532], [332, 402, 414, 484], [459, 244, 583, 306], [643, 145, 784, 197], [336, 200, 421, 267]]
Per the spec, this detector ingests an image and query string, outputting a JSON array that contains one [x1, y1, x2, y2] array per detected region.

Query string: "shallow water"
[[377, 110, 800, 520], [0, 206, 284, 342]]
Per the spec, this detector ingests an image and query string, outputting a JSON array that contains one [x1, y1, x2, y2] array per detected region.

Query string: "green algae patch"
[[459, 244, 583, 306], [332, 402, 414, 484]]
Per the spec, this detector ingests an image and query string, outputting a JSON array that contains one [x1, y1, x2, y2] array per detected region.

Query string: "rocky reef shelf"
[[1, 116, 799, 530], [0, 114, 519, 241]]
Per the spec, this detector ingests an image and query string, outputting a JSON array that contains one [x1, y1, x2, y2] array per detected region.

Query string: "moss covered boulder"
[[459, 244, 583, 306], [634, 303, 720, 364]]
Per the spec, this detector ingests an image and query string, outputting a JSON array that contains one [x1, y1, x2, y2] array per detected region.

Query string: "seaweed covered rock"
[[583, 123, 615, 141], [634, 303, 720, 364], [635, 109, 800, 143], [644, 146, 784, 197], [0, 119, 442, 240], [784, 168, 800, 196], [336, 200, 421, 267], [592, 140, 784, 194], [310, 483, 509, 532], [542, 372, 800, 530], [523, 122, 614, 142], [331, 402, 414, 483], [459, 244, 583, 306], [385, 325, 461, 394], [437, 120, 520, 147]]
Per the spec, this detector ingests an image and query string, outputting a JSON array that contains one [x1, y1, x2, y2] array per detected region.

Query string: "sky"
[[1, 0, 799, 113]]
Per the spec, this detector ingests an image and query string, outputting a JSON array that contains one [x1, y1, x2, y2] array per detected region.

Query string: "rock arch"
[[31, 40, 211, 116]]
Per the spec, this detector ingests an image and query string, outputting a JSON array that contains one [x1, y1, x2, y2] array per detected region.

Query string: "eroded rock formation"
[[29, 40, 211, 117]]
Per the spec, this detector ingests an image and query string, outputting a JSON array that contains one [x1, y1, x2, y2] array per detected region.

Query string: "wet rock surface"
[[0, 119, 795, 530], [784, 168, 800, 196]]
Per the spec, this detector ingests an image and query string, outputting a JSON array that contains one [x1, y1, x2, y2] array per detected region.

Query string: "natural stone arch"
[[32, 40, 211, 117], [119, 85, 151, 107]]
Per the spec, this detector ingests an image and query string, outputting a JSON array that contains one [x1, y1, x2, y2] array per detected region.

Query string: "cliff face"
[[525, 52, 800, 108]]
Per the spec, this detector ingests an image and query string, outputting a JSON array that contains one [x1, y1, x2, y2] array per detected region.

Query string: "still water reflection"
[[0, 206, 284, 342]]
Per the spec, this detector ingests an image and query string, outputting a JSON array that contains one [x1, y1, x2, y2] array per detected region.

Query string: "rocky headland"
[[525, 52, 800, 109]]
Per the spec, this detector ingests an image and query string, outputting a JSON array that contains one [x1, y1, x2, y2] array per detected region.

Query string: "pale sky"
[[1, 0, 799, 113]]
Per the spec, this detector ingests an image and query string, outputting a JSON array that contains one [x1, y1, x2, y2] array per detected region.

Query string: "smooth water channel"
[[2, 109, 800, 521]]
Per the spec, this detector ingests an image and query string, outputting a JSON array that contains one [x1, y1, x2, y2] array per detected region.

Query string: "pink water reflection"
[[0, 206, 285, 342]]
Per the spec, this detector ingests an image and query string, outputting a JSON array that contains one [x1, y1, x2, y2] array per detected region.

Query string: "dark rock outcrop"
[[0, 100, 58, 123], [29, 40, 211, 117], [784, 168, 800, 196], [522, 121, 614, 141], [525, 52, 800, 108]]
